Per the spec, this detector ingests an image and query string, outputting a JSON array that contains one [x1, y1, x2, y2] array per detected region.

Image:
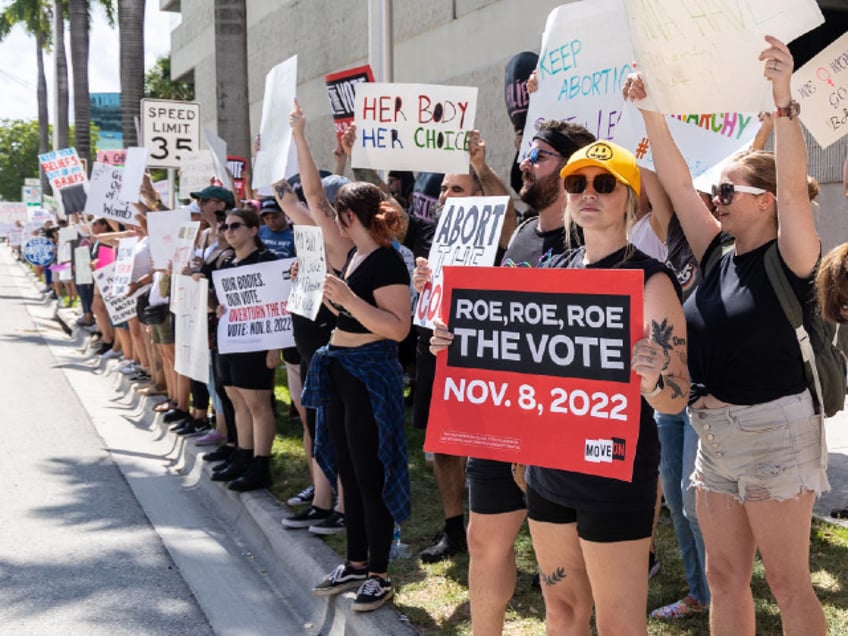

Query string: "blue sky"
[[0, 3, 174, 121]]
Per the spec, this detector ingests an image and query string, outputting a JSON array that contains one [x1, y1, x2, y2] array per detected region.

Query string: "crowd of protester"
[[11, 32, 845, 634]]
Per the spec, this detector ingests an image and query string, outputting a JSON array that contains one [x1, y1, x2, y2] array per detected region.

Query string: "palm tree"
[[0, 0, 52, 186], [54, 0, 69, 149], [68, 0, 115, 172], [118, 0, 144, 148]]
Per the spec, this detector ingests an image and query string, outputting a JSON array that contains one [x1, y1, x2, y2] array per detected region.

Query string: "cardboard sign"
[[74, 245, 93, 285], [424, 266, 644, 482], [623, 0, 824, 114], [253, 55, 298, 190], [325, 64, 374, 146], [38, 147, 88, 213], [171, 222, 200, 276], [92, 263, 147, 324], [57, 226, 78, 263], [287, 226, 326, 321], [174, 276, 210, 383], [179, 151, 216, 200], [792, 31, 848, 149], [146, 209, 192, 269], [141, 98, 201, 169], [171, 273, 193, 315], [111, 236, 139, 298], [352, 82, 478, 174], [84, 162, 138, 226], [212, 258, 296, 353], [96, 149, 127, 166], [414, 196, 509, 329], [524, 2, 759, 179], [203, 128, 230, 188], [118, 147, 148, 203]]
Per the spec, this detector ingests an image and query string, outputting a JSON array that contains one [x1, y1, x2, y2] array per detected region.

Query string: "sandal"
[[152, 399, 176, 413], [650, 596, 708, 619]]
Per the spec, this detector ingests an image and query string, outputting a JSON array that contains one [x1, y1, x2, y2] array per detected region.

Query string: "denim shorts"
[[689, 390, 829, 502]]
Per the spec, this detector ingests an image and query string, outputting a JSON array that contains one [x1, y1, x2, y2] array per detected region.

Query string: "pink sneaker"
[[194, 430, 226, 446]]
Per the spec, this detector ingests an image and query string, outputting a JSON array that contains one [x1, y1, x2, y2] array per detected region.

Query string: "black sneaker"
[[177, 419, 208, 437], [312, 563, 368, 597], [169, 416, 193, 432], [420, 530, 467, 563], [202, 445, 234, 463], [286, 484, 315, 506], [163, 408, 191, 424], [352, 575, 394, 612], [282, 506, 331, 529], [309, 511, 345, 535]]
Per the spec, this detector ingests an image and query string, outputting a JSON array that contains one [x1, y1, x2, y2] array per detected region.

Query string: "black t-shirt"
[[685, 236, 815, 405], [501, 218, 567, 268], [220, 247, 278, 269], [335, 246, 410, 334], [525, 245, 681, 512]]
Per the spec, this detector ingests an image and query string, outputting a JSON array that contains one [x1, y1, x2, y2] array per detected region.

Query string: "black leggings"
[[190, 379, 209, 413], [212, 350, 238, 445], [326, 359, 394, 574]]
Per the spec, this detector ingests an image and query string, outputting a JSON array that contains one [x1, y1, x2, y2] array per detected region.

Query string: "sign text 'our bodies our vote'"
[[425, 266, 644, 482], [353, 83, 478, 173], [212, 259, 295, 354]]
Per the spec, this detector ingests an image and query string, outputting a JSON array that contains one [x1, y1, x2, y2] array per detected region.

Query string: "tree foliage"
[[0, 118, 99, 201], [144, 56, 195, 101]]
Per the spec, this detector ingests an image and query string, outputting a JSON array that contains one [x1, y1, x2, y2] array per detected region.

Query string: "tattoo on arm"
[[665, 375, 686, 400], [274, 181, 293, 199], [651, 318, 674, 370], [540, 567, 567, 587]]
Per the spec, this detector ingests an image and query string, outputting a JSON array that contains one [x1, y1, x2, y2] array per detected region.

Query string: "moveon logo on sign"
[[584, 437, 626, 463]]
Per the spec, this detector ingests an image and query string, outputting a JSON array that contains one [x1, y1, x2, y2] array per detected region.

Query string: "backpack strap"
[[763, 244, 824, 410]]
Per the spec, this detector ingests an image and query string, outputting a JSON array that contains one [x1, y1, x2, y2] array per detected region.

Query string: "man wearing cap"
[[258, 198, 295, 259]]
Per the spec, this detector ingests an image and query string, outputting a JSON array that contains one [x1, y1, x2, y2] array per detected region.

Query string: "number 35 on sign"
[[141, 98, 201, 169]]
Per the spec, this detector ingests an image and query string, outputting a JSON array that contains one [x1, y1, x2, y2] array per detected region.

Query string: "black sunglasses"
[[220, 222, 245, 231], [710, 182, 768, 206], [563, 173, 619, 195]]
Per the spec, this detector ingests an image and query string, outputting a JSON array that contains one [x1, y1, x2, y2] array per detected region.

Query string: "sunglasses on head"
[[523, 147, 563, 165], [220, 221, 245, 231], [711, 182, 768, 206], [563, 173, 619, 195]]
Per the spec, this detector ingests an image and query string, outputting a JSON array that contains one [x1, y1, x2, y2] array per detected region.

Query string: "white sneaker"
[[102, 349, 122, 360]]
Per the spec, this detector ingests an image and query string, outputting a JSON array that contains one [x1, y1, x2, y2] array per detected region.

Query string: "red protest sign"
[[424, 266, 644, 482], [227, 155, 248, 201], [325, 64, 374, 147]]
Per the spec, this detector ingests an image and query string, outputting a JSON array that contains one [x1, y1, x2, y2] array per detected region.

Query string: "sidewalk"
[[17, 260, 417, 635]]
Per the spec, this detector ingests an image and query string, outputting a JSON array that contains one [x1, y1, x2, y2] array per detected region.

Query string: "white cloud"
[[0, 3, 175, 121]]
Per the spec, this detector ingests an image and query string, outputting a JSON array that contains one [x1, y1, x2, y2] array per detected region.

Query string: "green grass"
[[269, 368, 848, 634]]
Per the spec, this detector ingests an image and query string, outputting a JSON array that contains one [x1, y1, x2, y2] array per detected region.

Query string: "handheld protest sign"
[[325, 64, 374, 147], [287, 226, 326, 321], [351, 82, 478, 174], [84, 162, 139, 226], [174, 276, 210, 383], [38, 147, 88, 214], [212, 258, 296, 353], [22, 236, 56, 267], [792, 31, 848, 149], [424, 266, 644, 482], [414, 195, 509, 329], [253, 55, 298, 190]]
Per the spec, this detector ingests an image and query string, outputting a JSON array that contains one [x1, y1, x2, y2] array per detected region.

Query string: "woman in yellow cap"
[[431, 139, 689, 634]]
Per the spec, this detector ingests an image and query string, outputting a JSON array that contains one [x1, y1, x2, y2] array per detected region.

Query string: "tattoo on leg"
[[540, 566, 567, 586]]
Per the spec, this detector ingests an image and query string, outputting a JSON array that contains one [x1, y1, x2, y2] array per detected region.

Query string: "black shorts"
[[525, 485, 654, 543], [217, 350, 275, 390], [412, 327, 435, 430], [467, 457, 526, 515]]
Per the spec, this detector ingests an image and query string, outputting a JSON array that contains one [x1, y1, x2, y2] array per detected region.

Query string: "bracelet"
[[641, 375, 664, 398]]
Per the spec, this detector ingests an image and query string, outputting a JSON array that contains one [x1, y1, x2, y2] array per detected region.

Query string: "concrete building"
[[162, 0, 848, 249]]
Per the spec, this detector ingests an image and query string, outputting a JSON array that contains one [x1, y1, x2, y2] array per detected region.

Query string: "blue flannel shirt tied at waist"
[[301, 339, 411, 524]]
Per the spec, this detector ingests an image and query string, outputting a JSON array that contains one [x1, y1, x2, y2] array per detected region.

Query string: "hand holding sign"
[[760, 35, 795, 108], [289, 98, 306, 136]]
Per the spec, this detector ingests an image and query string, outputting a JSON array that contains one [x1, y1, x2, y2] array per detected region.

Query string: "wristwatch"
[[641, 374, 664, 398], [774, 99, 800, 120]]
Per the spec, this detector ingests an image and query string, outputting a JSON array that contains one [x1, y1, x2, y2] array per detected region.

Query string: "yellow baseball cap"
[[559, 140, 640, 196]]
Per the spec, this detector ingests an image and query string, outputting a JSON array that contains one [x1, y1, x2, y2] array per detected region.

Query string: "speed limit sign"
[[141, 98, 201, 168]]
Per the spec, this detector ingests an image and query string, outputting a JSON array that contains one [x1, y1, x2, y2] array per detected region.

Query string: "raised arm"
[[762, 35, 819, 277], [289, 99, 353, 270], [625, 77, 720, 263], [467, 129, 516, 249]]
